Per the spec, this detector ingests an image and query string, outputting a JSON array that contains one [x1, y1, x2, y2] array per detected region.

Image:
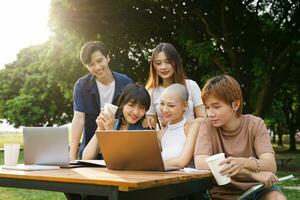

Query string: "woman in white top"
[[145, 43, 205, 129], [158, 83, 200, 169]]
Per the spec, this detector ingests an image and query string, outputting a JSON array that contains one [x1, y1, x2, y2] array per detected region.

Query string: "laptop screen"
[[96, 130, 166, 171], [23, 127, 69, 166]]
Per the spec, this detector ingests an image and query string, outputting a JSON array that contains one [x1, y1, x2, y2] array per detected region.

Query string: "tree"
[[0, 0, 299, 149], [0, 36, 85, 127]]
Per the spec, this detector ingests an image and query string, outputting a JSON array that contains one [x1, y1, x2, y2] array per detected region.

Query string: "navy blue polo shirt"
[[73, 71, 133, 158]]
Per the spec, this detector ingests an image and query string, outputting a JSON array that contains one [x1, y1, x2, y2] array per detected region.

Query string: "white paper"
[[76, 159, 106, 166], [1, 164, 60, 171]]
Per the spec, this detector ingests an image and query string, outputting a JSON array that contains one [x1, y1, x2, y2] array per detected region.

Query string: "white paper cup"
[[4, 143, 20, 166], [104, 103, 118, 115], [206, 153, 231, 185]]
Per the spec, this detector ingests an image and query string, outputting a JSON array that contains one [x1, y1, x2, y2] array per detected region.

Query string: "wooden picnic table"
[[0, 167, 213, 200]]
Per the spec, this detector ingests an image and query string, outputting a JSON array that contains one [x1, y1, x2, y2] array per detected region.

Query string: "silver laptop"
[[96, 130, 179, 171], [23, 127, 69, 167]]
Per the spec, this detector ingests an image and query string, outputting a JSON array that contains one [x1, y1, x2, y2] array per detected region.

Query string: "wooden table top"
[[0, 167, 212, 191]]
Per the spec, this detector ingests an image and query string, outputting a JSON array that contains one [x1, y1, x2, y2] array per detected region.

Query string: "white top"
[[147, 79, 203, 126], [161, 118, 187, 160], [96, 80, 115, 109]]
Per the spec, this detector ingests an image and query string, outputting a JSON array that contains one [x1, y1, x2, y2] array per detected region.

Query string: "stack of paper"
[[1, 164, 60, 171]]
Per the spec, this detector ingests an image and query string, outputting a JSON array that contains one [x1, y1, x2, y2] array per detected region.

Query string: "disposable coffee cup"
[[4, 143, 20, 166], [206, 153, 231, 185], [104, 103, 118, 115]]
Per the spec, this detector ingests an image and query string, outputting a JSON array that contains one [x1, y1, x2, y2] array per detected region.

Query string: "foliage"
[[0, 36, 85, 127], [0, 0, 299, 149]]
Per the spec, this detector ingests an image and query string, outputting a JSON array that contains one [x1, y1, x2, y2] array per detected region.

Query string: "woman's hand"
[[96, 114, 105, 131], [219, 157, 246, 177], [142, 115, 156, 129], [96, 109, 115, 130], [251, 171, 279, 188]]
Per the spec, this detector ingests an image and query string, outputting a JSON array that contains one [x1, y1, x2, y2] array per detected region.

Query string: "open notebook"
[[71, 160, 106, 166], [238, 174, 294, 200]]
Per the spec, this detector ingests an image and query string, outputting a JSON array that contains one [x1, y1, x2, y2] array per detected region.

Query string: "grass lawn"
[[0, 133, 299, 199], [0, 133, 23, 149], [0, 150, 66, 200]]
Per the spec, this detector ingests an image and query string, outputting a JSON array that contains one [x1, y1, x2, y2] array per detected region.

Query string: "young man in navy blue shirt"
[[69, 41, 133, 160]]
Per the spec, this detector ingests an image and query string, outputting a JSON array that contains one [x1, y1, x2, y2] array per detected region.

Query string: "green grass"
[[0, 188, 65, 200], [0, 148, 66, 200], [0, 132, 73, 149], [0, 133, 23, 149], [276, 155, 300, 199], [0, 133, 299, 199]]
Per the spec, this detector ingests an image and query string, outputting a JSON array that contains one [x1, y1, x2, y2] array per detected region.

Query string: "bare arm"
[[195, 153, 278, 187], [82, 134, 100, 160], [156, 129, 164, 150], [219, 152, 277, 177], [69, 111, 85, 160], [194, 154, 210, 170], [194, 104, 206, 118], [164, 120, 200, 169], [229, 168, 279, 189], [225, 153, 279, 188], [195, 152, 276, 173], [82, 109, 116, 160]]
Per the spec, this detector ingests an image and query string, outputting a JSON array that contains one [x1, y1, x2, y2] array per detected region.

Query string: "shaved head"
[[162, 83, 189, 102]]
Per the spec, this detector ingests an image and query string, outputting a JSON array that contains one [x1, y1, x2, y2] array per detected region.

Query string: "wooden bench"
[[276, 155, 296, 167]]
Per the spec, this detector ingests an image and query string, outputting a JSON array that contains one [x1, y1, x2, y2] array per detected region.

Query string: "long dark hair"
[[145, 43, 186, 89], [117, 83, 151, 126]]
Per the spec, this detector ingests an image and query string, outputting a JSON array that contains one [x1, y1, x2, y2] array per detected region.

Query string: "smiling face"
[[160, 92, 188, 125], [122, 101, 146, 125], [154, 52, 175, 82], [86, 51, 110, 80], [204, 95, 238, 129]]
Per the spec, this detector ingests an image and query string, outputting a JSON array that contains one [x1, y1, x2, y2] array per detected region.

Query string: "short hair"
[[201, 75, 243, 117], [163, 83, 189, 102], [117, 83, 151, 125], [145, 43, 186, 89], [80, 41, 108, 65]]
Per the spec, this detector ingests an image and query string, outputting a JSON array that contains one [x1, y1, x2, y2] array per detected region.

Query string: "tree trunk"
[[277, 132, 283, 146], [289, 132, 296, 151], [277, 123, 283, 146], [254, 72, 272, 117]]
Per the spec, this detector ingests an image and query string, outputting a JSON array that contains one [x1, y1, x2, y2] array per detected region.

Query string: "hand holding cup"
[[96, 103, 118, 131], [206, 153, 231, 185]]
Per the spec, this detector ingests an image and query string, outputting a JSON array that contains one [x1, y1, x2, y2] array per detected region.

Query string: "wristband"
[[249, 157, 260, 172]]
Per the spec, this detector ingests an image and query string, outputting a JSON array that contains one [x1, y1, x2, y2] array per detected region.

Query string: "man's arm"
[[69, 111, 85, 160], [219, 153, 277, 177], [194, 154, 210, 169], [195, 153, 279, 188]]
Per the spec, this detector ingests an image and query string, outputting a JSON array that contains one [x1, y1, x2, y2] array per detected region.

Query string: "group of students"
[[68, 41, 286, 200]]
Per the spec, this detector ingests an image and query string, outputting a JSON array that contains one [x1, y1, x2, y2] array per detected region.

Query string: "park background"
[[0, 0, 299, 199]]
